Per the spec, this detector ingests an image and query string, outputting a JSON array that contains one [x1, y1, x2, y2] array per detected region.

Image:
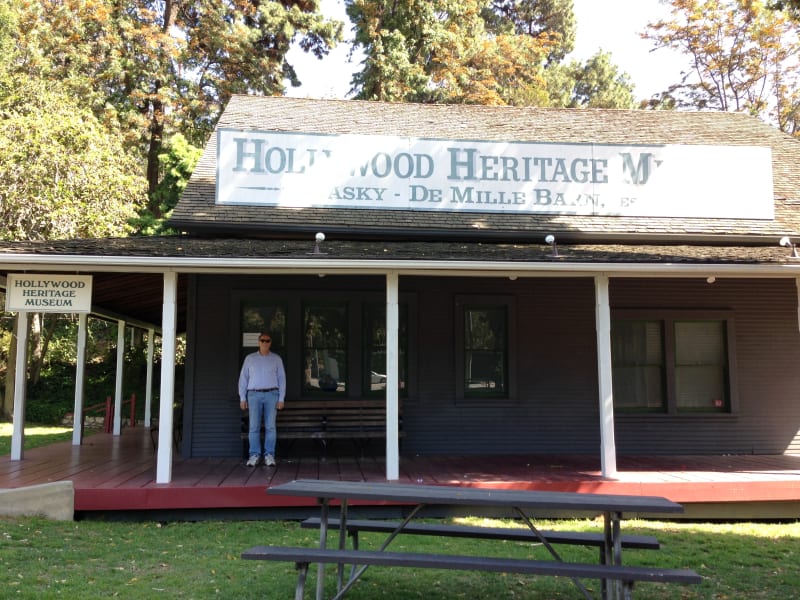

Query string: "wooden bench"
[[241, 399, 400, 458], [301, 517, 660, 564], [242, 545, 702, 599]]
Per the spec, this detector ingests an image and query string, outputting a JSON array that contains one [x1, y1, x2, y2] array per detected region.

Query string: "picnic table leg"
[[316, 499, 330, 600], [602, 511, 624, 600], [514, 508, 593, 600], [295, 562, 310, 600], [336, 500, 349, 591]]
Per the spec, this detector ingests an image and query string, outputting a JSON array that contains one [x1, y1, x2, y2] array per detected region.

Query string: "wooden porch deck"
[[3, 427, 800, 518]]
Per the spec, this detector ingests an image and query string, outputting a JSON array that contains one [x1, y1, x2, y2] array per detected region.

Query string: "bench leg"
[[294, 562, 309, 600], [622, 581, 633, 600]]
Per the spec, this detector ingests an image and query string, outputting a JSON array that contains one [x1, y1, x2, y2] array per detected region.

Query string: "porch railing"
[[82, 393, 137, 434]]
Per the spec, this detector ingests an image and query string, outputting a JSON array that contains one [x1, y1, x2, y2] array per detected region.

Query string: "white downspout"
[[72, 313, 88, 445], [595, 274, 618, 478], [156, 271, 178, 484], [385, 271, 400, 480]]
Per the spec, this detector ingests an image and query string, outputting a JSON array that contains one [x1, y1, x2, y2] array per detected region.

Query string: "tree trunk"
[[1, 314, 19, 420], [29, 313, 42, 386]]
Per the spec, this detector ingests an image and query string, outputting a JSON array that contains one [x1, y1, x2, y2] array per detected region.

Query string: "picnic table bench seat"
[[301, 517, 660, 559], [241, 399, 401, 458], [242, 545, 702, 599]]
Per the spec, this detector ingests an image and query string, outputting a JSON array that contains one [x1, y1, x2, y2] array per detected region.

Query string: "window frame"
[[611, 309, 738, 415], [455, 295, 516, 401], [234, 289, 415, 401]]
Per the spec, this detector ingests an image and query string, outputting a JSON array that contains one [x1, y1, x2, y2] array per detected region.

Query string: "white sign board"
[[216, 129, 774, 220], [5, 274, 93, 313]]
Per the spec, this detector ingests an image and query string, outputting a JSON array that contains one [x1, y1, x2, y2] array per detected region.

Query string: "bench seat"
[[241, 399, 401, 458], [242, 545, 702, 599], [301, 517, 661, 551]]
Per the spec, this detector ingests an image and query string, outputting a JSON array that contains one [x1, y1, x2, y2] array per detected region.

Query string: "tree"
[[11, 0, 343, 219], [130, 134, 203, 236], [0, 75, 147, 241], [545, 51, 637, 108], [483, 0, 576, 64], [643, 0, 800, 133], [346, 0, 635, 108], [347, 0, 555, 104]]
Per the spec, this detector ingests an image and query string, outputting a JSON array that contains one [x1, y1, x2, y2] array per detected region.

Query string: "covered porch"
[[2, 426, 799, 520]]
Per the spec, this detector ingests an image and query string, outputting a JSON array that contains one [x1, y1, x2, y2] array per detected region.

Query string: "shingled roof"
[[171, 95, 800, 243]]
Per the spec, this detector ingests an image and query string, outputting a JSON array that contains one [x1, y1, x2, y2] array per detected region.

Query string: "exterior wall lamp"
[[780, 236, 799, 258]]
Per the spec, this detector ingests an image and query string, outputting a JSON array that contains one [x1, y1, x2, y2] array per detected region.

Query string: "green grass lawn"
[[2, 424, 798, 598], [1, 516, 798, 599], [0, 422, 75, 455]]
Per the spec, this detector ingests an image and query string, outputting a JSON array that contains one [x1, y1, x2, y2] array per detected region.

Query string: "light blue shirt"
[[238, 351, 286, 403]]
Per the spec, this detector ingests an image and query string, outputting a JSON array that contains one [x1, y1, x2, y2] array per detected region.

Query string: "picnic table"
[[243, 479, 701, 600]]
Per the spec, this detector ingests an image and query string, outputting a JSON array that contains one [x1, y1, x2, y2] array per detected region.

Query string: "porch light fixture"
[[545, 234, 559, 257], [706, 276, 716, 284], [310, 232, 327, 255], [780, 236, 799, 258]]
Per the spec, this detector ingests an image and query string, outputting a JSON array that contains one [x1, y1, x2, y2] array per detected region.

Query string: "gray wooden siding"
[[184, 275, 800, 458]]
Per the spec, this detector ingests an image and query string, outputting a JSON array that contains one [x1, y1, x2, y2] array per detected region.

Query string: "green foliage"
[[348, 0, 554, 104], [484, 0, 576, 63], [130, 133, 202, 235], [347, 0, 635, 108], [546, 51, 637, 108], [0, 74, 147, 241], [9, 0, 344, 198]]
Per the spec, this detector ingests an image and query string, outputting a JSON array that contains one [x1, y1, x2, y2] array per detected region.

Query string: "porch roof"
[[3, 234, 799, 331], [1, 234, 798, 266]]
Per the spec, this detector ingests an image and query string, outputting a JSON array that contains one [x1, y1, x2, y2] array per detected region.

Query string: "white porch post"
[[156, 271, 178, 483], [72, 313, 88, 445], [113, 319, 126, 436], [385, 272, 400, 480], [144, 328, 155, 428], [595, 274, 618, 478], [10, 312, 28, 461]]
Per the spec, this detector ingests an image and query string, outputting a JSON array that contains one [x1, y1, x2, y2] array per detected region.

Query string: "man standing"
[[238, 331, 286, 467]]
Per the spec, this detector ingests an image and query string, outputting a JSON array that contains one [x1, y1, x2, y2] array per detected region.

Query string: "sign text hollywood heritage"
[[216, 129, 775, 220], [5, 274, 93, 313]]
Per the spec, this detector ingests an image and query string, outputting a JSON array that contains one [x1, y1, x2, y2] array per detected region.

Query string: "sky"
[[285, 0, 687, 101]]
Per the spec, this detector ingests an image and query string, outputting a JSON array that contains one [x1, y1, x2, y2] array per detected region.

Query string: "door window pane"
[[364, 303, 407, 395], [303, 304, 347, 395], [464, 307, 507, 397], [240, 302, 287, 363]]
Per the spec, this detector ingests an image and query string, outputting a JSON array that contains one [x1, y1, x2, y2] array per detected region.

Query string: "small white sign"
[[5, 274, 93, 313], [242, 332, 261, 347], [216, 129, 775, 220]]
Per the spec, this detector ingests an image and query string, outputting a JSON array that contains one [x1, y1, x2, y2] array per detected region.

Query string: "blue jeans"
[[248, 390, 279, 457]]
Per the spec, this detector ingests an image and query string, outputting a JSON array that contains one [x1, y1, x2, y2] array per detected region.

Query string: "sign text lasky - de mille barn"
[[216, 129, 774, 220]]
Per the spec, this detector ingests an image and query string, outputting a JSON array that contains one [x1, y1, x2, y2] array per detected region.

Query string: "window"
[[460, 304, 509, 398], [611, 320, 664, 411], [240, 301, 287, 363], [363, 303, 408, 396], [303, 303, 347, 395], [612, 312, 734, 413], [238, 291, 414, 399], [674, 321, 729, 411]]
